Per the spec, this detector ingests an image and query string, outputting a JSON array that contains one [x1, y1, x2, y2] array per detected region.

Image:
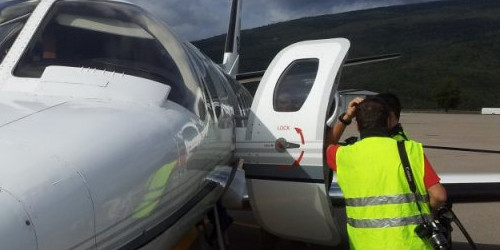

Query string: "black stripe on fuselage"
[[118, 182, 218, 250], [243, 163, 325, 184], [245, 175, 325, 183], [244, 174, 325, 184]]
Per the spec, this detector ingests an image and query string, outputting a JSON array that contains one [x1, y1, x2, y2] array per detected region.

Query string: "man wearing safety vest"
[[326, 97, 447, 249]]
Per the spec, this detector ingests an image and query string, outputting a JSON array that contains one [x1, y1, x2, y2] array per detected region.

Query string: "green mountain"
[[193, 0, 500, 111]]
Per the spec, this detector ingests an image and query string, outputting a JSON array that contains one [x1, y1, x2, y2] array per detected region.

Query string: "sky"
[[129, 0, 443, 41]]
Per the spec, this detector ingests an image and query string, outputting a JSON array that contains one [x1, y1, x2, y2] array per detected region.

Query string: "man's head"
[[355, 97, 390, 132], [376, 92, 401, 128]]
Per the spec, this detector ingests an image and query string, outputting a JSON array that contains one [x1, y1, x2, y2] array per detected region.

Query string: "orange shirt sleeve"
[[424, 154, 441, 189], [326, 145, 340, 171]]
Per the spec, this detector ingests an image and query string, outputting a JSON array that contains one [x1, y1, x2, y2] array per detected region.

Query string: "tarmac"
[[190, 112, 500, 250]]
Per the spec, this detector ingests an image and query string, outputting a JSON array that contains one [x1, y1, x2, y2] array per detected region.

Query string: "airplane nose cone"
[[0, 189, 38, 250]]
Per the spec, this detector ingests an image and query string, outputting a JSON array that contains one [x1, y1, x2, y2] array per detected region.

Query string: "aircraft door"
[[236, 38, 349, 246]]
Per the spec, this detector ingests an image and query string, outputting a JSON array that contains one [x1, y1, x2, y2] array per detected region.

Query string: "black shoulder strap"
[[389, 124, 409, 141], [397, 141, 430, 224], [397, 140, 417, 193]]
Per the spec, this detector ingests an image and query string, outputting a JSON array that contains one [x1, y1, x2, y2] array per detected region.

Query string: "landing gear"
[[195, 202, 233, 250], [212, 204, 229, 250]]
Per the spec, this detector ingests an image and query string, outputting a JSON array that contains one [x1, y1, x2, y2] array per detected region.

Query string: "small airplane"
[[1, 0, 499, 249]]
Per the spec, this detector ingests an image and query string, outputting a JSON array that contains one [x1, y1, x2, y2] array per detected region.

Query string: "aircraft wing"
[[236, 53, 401, 84], [329, 145, 500, 205]]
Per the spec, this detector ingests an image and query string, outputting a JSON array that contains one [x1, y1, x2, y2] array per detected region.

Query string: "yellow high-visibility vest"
[[336, 137, 432, 249]]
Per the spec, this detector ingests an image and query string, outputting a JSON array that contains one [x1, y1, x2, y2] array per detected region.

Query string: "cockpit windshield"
[[14, 0, 183, 89]]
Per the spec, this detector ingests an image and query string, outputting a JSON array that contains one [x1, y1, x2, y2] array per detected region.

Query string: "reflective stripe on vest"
[[345, 193, 429, 207], [347, 214, 433, 228]]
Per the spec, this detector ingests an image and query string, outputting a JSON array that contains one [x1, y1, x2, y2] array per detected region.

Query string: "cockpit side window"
[[0, 20, 23, 63], [0, 0, 38, 64], [224, 74, 252, 127]]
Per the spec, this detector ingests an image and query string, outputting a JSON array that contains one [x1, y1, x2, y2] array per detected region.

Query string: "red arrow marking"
[[294, 127, 305, 144], [293, 151, 305, 166]]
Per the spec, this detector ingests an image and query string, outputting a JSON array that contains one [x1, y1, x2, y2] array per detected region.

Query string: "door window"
[[273, 59, 319, 112]]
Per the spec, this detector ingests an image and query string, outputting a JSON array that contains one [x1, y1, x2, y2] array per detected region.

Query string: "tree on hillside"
[[432, 77, 462, 112]]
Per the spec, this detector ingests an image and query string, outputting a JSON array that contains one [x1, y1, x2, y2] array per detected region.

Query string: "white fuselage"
[[0, 0, 249, 249]]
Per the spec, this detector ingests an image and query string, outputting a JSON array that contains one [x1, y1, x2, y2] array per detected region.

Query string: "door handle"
[[275, 137, 300, 153]]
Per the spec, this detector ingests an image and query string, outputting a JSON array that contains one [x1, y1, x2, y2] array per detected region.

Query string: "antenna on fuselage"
[[222, 0, 241, 78]]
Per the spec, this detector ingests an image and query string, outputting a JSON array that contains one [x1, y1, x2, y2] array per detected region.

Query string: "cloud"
[[129, 0, 444, 41], [129, 0, 231, 41]]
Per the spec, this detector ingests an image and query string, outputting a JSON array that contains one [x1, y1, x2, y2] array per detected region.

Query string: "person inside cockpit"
[[41, 30, 57, 60]]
